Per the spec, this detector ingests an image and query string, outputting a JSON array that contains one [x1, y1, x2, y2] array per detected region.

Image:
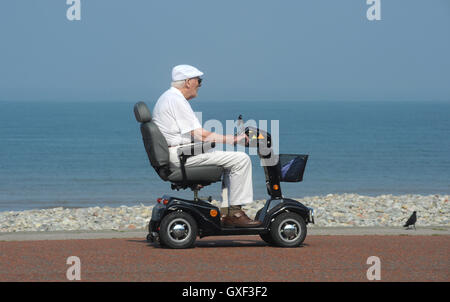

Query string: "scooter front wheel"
[[159, 211, 197, 249], [260, 232, 275, 245], [255, 209, 275, 245], [269, 212, 306, 247]]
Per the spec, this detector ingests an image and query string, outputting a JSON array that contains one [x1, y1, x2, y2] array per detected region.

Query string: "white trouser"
[[169, 147, 253, 207]]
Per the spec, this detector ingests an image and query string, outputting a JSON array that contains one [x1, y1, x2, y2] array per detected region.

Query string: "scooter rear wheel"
[[159, 211, 197, 249], [269, 212, 306, 247]]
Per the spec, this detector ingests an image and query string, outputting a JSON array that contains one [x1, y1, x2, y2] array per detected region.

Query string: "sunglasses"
[[186, 77, 202, 87]]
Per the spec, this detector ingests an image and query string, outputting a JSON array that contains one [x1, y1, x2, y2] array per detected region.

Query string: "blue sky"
[[1, 0, 449, 102]]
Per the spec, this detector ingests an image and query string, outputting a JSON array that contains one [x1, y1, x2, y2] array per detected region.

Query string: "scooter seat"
[[134, 101, 225, 189], [168, 165, 224, 183]]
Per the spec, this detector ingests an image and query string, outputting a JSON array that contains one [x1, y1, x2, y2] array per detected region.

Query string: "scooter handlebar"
[[235, 115, 271, 148]]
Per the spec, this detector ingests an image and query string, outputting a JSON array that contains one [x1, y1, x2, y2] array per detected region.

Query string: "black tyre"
[[269, 212, 307, 247], [259, 232, 275, 245], [159, 211, 197, 249], [255, 209, 275, 245]]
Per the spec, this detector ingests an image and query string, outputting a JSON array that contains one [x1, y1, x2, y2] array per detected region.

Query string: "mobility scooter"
[[134, 102, 314, 248]]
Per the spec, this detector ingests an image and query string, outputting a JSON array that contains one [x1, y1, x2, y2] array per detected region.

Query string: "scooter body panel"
[[258, 197, 311, 225], [149, 195, 313, 239], [149, 195, 222, 236]]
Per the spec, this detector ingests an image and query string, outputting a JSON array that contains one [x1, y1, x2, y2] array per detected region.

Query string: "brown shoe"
[[222, 210, 261, 228], [220, 213, 228, 224]]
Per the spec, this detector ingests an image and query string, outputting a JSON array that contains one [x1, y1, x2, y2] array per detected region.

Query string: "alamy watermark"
[[66, 256, 81, 280], [66, 1, 382, 22], [66, 0, 81, 21], [194, 113, 280, 167], [367, 0, 381, 21], [366, 256, 381, 280]]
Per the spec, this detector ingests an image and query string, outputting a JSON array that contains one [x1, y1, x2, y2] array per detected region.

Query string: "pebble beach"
[[0, 193, 448, 233]]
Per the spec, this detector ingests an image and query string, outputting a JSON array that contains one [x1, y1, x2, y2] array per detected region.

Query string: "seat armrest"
[[177, 141, 216, 157], [176, 141, 216, 186]]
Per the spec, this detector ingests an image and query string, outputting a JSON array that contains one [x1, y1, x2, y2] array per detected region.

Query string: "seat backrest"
[[133, 101, 171, 181]]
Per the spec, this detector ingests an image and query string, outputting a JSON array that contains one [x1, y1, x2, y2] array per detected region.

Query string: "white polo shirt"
[[152, 87, 202, 146]]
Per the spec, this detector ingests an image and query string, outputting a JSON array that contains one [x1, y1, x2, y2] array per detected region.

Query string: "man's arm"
[[191, 128, 248, 145]]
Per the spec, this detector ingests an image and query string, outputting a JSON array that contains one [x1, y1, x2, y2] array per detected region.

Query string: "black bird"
[[403, 211, 417, 230]]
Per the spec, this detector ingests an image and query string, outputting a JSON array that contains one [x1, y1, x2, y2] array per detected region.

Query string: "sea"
[[0, 100, 449, 212]]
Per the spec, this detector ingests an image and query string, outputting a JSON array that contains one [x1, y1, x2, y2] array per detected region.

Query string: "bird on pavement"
[[403, 211, 417, 230]]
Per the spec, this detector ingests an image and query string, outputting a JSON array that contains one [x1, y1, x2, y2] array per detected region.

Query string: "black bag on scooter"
[[279, 154, 309, 182]]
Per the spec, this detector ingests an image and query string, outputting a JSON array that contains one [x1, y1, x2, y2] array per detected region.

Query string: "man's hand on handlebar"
[[234, 133, 249, 146], [191, 128, 248, 146]]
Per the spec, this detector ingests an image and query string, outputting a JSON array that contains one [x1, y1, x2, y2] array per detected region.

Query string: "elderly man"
[[152, 64, 260, 227]]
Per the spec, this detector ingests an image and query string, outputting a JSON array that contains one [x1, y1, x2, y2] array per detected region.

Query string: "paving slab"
[[0, 235, 449, 282]]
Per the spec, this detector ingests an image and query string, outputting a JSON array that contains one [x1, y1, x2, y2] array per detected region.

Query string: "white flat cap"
[[172, 64, 204, 81]]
